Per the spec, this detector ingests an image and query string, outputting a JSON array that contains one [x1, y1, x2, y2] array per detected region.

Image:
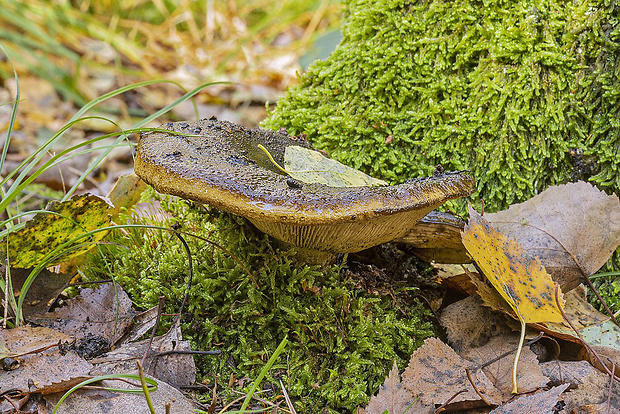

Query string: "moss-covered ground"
[[84, 189, 437, 412]]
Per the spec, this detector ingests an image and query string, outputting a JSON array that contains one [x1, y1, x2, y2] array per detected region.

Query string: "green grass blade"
[[240, 336, 288, 412]]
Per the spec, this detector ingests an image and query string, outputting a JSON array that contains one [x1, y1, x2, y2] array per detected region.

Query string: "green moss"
[[263, 0, 619, 213], [83, 191, 435, 412]]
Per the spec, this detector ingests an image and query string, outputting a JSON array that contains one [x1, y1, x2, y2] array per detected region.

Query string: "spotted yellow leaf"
[[7, 194, 112, 268], [461, 205, 565, 393], [462, 206, 564, 324]]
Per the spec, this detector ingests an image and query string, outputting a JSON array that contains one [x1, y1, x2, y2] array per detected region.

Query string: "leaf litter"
[[359, 181, 620, 413], [0, 283, 197, 412]]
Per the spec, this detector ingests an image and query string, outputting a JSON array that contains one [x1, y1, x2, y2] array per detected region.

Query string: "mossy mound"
[[85, 191, 436, 412], [263, 0, 619, 213]]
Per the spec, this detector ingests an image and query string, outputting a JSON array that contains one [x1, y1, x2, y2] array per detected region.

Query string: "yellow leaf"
[[284, 145, 387, 187], [7, 194, 112, 268], [462, 205, 565, 394], [461, 206, 565, 324]]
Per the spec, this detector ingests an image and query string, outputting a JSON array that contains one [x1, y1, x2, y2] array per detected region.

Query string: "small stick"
[[434, 389, 467, 413], [141, 295, 165, 369], [465, 368, 492, 406]]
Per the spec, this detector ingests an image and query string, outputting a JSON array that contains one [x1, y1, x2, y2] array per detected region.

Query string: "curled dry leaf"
[[484, 181, 620, 291], [397, 211, 472, 264]]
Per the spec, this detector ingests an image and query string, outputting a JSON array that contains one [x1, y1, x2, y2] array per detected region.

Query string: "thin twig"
[[173, 228, 193, 319], [434, 389, 467, 413], [465, 368, 492, 406], [141, 295, 165, 368], [152, 349, 221, 357]]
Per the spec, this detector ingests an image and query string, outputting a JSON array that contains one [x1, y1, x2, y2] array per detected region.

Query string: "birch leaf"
[[462, 206, 565, 324]]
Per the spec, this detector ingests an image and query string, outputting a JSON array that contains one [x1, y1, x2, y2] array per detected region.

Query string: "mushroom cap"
[[134, 118, 475, 254]]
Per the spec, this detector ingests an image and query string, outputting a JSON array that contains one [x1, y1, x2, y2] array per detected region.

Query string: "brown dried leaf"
[[403, 338, 502, 408], [461, 334, 549, 399], [90, 324, 195, 388], [489, 384, 569, 414], [485, 181, 620, 291], [434, 263, 479, 295], [535, 286, 612, 344], [440, 296, 512, 352], [116, 305, 159, 345], [43, 376, 196, 414], [3, 265, 72, 319], [357, 361, 431, 414], [0, 326, 92, 393], [31, 283, 135, 347]]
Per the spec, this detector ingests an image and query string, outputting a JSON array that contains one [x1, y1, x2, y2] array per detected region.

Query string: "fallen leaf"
[[106, 173, 148, 218], [31, 283, 135, 348], [402, 337, 502, 408], [43, 375, 196, 414], [7, 194, 112, 268], [461, 206, 565, 326], [440, 296, 512, 352], [489, 384, 569, 414], [116, 305, 160, 345], [462, 206, 565, 393], [550, 360, 620, 411], [0, 326, 92, 394], [357, 360, 431, 414], [461, 334, 549, 398], [90, 324, 196, 388], [434, 263, 479, 295], [534, 287, 618, 347], [485, 181, 620, 291], [3, 265, 72, 318], [284, 145, 387, 187]]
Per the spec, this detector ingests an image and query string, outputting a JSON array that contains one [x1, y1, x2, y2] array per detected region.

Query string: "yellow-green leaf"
[[461, 206, 565, 324], [284, 145, 387, 187], [7, 194, 112, 268], [462, 205, 566, 394]]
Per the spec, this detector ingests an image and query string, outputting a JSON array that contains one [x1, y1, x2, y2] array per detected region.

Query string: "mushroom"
[[134, 118, 475, 263]]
